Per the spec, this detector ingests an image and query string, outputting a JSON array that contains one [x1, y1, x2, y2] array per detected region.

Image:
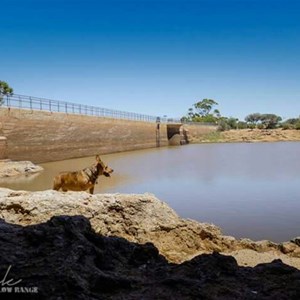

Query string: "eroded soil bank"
[[193, 128, 300, 143]]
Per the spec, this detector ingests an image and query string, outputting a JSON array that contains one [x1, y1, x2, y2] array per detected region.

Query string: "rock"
[[250, 240, 279, 252], [292, 237, 300, 247], [0, 189, 225, 263], [281, 242, 298, 254], [0, 160, 43, 178], [0, 188, 300, 268], [0, 215, 300, 299], [291, 247, 300, 258]]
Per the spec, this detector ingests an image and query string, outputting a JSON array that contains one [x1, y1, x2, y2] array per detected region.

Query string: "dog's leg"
[[89, 187, 95, 194], [53, 178, 61, 191], [53, 182, 61, 191]]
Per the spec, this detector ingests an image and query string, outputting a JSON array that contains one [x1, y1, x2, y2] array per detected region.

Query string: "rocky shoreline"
[[0, 188, 299, 269], [0, 159, 43, 178], [0, 188, 300, 298]]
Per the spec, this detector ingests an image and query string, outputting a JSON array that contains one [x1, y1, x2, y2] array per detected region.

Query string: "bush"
[[237, 122, 247, 129], [282, 123, 294, 130], [295, 122, 300, 130], [247, 124, 256, 129], [217, 120, 231, 131]]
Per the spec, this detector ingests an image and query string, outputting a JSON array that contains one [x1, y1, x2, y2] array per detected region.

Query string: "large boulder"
[[0, 189, 225, 263]]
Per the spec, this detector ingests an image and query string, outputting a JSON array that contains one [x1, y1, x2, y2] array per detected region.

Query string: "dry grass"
[[197, 129, 300, 143]]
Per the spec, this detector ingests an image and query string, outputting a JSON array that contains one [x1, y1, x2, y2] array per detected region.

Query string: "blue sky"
[[1, 0, 300, 120]]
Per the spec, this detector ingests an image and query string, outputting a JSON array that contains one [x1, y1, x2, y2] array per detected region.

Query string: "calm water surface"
[[1, 142, 300, 242]]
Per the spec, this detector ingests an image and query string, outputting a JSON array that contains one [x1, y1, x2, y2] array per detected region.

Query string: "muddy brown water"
[[1, 142, 300, 242]]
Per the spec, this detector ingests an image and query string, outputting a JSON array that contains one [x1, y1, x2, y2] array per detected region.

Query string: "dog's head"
[[95, 155, 114, 177]]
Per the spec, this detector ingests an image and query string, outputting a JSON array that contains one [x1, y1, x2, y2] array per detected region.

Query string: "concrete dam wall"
[[0, 108, 169, 163], [0, 108, 216, 163]]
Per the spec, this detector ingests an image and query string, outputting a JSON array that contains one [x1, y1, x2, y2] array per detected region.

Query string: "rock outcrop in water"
[[0, 215, 300, 299], [0, 160, 43, 178], [0, 188, 300, 269]]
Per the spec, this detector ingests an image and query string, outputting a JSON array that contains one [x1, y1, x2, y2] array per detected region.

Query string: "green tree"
[[260, 114, 282, 129], [213, 109, 221, 118], [0, 81, 13, 105], [187, 107, 195, 119], [244, 113, 261, 126], [193, 98, 218, 116], [285, 118, 299, 125], [182, 98, 220, 123]]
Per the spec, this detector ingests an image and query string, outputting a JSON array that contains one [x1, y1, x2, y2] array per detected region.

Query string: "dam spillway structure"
[[166, 123, 189, 146]]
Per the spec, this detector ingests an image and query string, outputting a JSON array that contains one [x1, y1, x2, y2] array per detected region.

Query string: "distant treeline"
[[182, 99, 299, 131]]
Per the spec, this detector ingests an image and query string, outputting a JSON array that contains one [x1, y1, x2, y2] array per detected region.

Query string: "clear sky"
[[1, 0, 300, 120]]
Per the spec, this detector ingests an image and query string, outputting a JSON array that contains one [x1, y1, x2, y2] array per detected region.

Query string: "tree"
[[188, 107, 195, 119], [213, 109, 221, 118], [193, 99, 218, 117], [0, 81, 13, 105], [182, 98, 221, 123], [283, 118, 299, 125], [281, 118, 300, 130], [260, 114, 282, 129], [245, 113, 282, 129], [244, 113, 261, 125]]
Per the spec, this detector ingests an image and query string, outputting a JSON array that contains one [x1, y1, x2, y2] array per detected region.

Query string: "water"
[[1, 142, 300, 242]]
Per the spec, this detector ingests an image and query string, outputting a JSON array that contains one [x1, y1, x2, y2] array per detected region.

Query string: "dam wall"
[[0, 108, 169, 163]]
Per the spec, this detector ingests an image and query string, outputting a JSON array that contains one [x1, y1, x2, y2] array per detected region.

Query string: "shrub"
[[217, 120, 231, 131], [295, 122, 300, 130], [237, 122, 247, 129], [247, 124, 256, 129], [282, 123, 294, 130]]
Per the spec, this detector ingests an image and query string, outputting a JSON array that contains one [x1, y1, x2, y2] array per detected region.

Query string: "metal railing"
[[2, 94, 183, 123], [1, 94, 216, 126]]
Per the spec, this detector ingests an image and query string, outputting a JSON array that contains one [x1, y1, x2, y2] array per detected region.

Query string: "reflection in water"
[[1, 142, 300, 242]]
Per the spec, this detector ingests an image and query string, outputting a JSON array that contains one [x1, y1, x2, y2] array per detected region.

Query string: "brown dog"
[[53, 155, 113, 194]]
